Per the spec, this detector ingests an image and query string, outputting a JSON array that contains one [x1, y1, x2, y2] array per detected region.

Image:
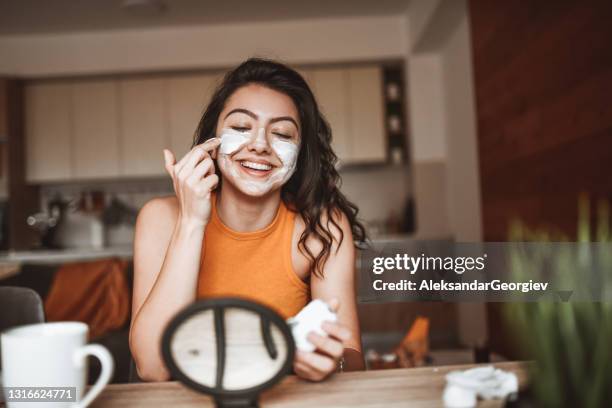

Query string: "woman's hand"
[[163, 138, 221, 228], [293, 299, 351, 382]]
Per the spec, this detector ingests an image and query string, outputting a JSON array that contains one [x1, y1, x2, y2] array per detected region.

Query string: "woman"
[[129, 58, 367, 382]]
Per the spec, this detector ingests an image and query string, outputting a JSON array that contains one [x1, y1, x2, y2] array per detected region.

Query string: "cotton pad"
[[443, 384, 477, 408], [443, 365, 518, 407], [286, 299, 337, 352]]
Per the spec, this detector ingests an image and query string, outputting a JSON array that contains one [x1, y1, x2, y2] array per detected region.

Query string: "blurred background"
[[0, 0, 611, 383]]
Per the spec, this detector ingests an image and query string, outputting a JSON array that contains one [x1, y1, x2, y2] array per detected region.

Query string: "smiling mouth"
[[240, 160, 272, 171], [237, 159, 276, 177]]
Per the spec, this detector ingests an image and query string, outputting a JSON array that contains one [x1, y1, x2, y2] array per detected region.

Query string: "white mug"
[[1, 322, 114, 408]]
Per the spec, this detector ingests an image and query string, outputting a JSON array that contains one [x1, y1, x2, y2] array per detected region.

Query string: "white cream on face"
[[217, 127, 299, 196], [219, 128, 250, 155], [268, 138, 299, 184]]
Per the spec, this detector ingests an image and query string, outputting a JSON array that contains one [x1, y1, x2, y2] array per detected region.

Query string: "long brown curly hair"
[[193, 57, 367, 278]]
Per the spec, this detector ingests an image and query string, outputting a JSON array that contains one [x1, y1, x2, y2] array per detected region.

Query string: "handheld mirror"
[[161, 298, 295, 408]]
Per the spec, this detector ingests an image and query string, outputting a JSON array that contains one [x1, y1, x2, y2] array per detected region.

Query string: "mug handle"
[[72, 344, 114, 408]]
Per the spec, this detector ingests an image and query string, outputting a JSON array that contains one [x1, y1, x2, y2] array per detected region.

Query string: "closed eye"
[[273, 132, 292, 139], [231, 126, 251, 133]]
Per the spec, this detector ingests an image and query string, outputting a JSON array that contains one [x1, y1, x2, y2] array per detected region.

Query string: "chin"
[[218, 171, 278, 198]]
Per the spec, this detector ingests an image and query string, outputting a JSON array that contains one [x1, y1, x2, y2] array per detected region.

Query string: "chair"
[[0, 286, 46, 367], [0, 286, 45, 331]]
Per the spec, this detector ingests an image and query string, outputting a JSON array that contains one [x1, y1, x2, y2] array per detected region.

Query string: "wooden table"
[[90, 362, 529, 408]]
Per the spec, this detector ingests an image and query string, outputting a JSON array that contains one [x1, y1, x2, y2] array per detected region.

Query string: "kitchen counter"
[[0, 245, 133, 265], [0, 235, 452, 267]]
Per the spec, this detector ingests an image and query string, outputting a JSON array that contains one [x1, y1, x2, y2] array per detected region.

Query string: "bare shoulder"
[[138, 195, 178, 223], [291, 207, 354, 276], [135, 195, 179, 243], [293, 207, 353, 248]]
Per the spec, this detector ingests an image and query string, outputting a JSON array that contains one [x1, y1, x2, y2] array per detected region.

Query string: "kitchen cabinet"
[[25, 82, 73, 182], [119, 77, 167, 176], [23, 64, 389, 183], [310, 65, 386, 164], [167, 74, 219, 160], [346, 66, 386, 163], [310, 68, 351, 163], [72, 79, 121, 179]]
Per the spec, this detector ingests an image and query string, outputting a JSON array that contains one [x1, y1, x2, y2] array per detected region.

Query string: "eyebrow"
[[224, 108, 300, 131]]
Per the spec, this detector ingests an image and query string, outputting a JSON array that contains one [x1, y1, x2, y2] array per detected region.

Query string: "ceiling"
[[0, 0, 410, 36]]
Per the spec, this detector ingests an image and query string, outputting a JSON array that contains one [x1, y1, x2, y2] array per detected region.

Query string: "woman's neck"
[[216, 184, 282, 232]]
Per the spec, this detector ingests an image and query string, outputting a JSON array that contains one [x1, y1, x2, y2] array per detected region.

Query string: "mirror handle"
[[214, 307, 226, 388]]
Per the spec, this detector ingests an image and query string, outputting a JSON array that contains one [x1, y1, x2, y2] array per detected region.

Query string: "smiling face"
[[215, 84, 301, 197]]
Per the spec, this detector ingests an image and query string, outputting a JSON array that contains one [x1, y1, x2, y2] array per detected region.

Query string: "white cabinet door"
[[72, 79, 121, 179], [167, 73, 219, 160], [25, 82, 72, 182], [347, 66, 386, 163], [119, 77, 167, 177], [310, 68, 350, 164], [309, 65, 386, 165]]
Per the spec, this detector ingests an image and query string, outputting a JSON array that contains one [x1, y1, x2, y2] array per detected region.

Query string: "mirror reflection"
[[169, 306, 290, 391]]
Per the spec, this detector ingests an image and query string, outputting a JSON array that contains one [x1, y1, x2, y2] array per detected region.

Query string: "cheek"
[[272, 140, 299, 168], [217, 155, 235, 179], [219, 129, 250, 155]]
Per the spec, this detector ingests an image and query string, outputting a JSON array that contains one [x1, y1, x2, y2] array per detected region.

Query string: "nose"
[[246, 127, 271, 154]]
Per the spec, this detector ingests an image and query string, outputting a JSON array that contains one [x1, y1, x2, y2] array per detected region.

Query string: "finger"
[[198, 173, 219, 194], [294, 356, 326, 382], [326, 298, 340, 312], [177, 147, 209, 178], [295, 350, 335, 375], [307, 332, 343, 358], [294, 361, 321, 382], [175, 143, 211, 175], [187, 157, 214, 185], [163, 149, 176, 175], [174, 145, 200, 173], [201, 137, 221, 152], [321, 321, 351, 342], [201, 137, 221, 161], [179, 138, 220, 174]]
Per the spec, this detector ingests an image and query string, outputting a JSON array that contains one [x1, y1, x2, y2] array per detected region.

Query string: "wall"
[[438, 5, 485, 348], [0, 143, 7, 199], [469, 0, 612, 358], [408, 0, 442, 52], [406, 54, 451, 238], [470, 0, 612, 241], [0, 79, 40, 249], [406, 0, 486, 347], [407, 0, 482, 242], [0, 15, 406, 77], [440, 11, 482, 243]]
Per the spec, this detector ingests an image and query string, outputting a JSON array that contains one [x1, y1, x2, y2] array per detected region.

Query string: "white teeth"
[[240, 161, 272, 171]]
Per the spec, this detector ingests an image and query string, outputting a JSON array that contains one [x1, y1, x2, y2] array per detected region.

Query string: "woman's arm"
[[129, 198, 205, 381], [293, 210, 365, 380], [129, 141, 220, 381]]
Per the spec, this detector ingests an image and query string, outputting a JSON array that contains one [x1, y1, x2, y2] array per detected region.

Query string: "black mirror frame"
[[161, 297, 296, 407]]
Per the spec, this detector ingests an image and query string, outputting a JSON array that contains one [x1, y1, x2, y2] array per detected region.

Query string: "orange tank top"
[[196, 192, 310, 318]]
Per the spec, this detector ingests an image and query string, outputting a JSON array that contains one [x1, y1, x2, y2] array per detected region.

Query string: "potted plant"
[[505, 195, 612, 407]]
